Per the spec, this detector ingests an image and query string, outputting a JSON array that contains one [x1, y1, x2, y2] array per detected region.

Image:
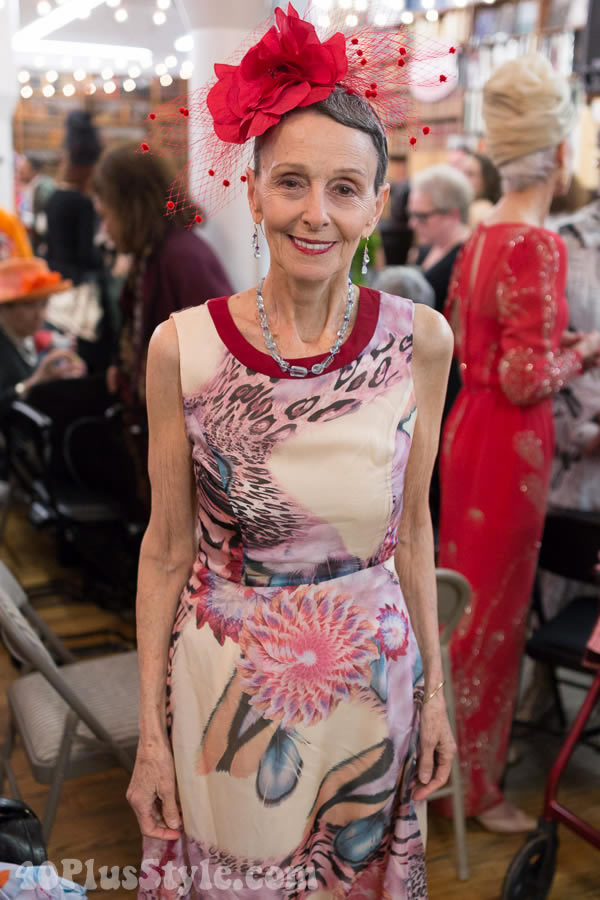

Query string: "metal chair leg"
[[442, 643, 470, 881], [42, 710, 77, 843]]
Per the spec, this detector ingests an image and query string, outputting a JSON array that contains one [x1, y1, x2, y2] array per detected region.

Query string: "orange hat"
[[0, 257, 71, 304]]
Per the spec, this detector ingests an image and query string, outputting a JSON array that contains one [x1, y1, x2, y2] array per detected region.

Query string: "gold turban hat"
[[483, 53, 574, 167]]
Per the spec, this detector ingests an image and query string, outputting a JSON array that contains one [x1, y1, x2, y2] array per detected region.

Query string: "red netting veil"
[[142, 3, 458, 224]]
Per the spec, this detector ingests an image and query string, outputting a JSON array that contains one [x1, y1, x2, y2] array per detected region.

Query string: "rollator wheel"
[[501, 824, 558, 900]]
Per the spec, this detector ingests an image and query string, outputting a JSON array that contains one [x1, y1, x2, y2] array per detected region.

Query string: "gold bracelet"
[[423, 680, 445, 704]]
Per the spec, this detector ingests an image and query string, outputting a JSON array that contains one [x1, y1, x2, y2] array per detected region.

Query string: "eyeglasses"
[[408, 209, 448, 222]]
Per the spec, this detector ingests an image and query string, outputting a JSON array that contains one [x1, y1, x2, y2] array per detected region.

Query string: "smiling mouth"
[[289, 235, 337, 255]]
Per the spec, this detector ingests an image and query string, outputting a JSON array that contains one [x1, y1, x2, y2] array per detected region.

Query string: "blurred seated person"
[[372, 265, 435, 308], [92, 143, 233, 512], [408, 164, 472, 314], [16, 154, 56, 256], [454, 148, 502, 228], [0, 207, 32, 260], [0, 257, 86, 423]]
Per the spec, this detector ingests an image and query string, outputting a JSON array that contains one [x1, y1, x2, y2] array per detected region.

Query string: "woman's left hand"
[[413, 692, 457, 802]]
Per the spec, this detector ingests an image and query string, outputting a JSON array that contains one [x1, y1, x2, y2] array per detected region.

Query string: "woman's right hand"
[[572, 330, 600, 371], [126, 738, 183, 840]]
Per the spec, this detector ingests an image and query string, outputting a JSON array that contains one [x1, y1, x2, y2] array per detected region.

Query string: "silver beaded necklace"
[[255, 277, 355, 377]]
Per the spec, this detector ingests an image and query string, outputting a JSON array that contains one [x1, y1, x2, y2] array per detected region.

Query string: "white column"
[[0, 0, 19, 210], [181, 0, 271, 292]]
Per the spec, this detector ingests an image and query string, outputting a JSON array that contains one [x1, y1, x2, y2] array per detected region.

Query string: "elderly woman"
[[126, 6, 455, 897], [437, 54, 600, 833], [0, 257, 85, 422]]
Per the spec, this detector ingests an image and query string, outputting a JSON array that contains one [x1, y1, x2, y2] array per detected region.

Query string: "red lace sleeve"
[[496, 230, 582, 406]]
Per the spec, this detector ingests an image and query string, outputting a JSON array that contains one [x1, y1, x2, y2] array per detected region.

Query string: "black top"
[[416, 243, 463, 314], [0, 326, 36, 421], [45, 189, 102, 285]]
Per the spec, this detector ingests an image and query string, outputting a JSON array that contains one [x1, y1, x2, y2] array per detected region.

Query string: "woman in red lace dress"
[[437, 54, 600, 832]]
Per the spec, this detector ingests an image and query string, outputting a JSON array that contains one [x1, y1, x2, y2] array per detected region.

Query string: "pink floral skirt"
[[139, 560, 426, 899]]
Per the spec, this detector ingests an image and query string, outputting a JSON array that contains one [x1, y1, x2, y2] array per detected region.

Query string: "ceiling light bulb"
[[18, 70, 31, 84], [165, 55, 177, 68], [63, 83, 75, 96], [115, 8, 128, 22], [85, 82, 96, 94], [123, 78, 136, 91], [73, 68, 86, 81], [400, 11, 414, 23], [21, 85, 34, 99], [36, 0, 52, 15], [174, 34, 193, 52], [345, 13, 358, 26], [104, 80, 116, 93], [425, 8, 439, 19], [159, 73, 173, 86], [128, 64, 141, 78], [180, 67, 191, 80], [101, 66, 114, 80], [157, 0, 171, 8], [153, 10, 166, 24], [155, 62, 167, 75], [45, 69, 59, 82], [42, 83, 55, 97]]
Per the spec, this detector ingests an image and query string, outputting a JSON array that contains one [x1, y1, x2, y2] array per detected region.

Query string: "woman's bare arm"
[[127, 318, 197, 839], [395, 302, 456, 799]]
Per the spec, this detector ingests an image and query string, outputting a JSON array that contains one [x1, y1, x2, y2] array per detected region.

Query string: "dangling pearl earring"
[[252, 223, 261, 259], [361, 241, 370, 276]]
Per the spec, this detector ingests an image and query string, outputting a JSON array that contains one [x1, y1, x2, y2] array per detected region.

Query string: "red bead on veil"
[[141, 3, 458, 224]]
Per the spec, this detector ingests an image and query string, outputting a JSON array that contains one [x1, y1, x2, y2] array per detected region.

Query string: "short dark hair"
[[464, 149, 502, 204], [253, 86, 388, 192]]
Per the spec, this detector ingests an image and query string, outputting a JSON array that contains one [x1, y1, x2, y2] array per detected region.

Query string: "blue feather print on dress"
[[256, 727, 303, 806]]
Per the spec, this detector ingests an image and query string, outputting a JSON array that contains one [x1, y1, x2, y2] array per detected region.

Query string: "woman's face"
[[248, 110, 388, 284], [0, 298, 48, 338], [456, 154, 483, 199]]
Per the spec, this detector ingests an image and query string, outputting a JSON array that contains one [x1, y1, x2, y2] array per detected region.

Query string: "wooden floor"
[[1, 505, 598, 898]]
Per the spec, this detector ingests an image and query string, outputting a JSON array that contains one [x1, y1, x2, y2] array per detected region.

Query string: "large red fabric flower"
[[207, 3, 348, 144]]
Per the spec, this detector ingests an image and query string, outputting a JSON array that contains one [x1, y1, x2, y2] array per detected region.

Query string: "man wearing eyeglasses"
[[408, 164, 473, 529], [408, 163, 473, 314]]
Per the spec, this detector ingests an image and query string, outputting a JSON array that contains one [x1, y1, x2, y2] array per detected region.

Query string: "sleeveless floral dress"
[[139, 287, 427, 899]]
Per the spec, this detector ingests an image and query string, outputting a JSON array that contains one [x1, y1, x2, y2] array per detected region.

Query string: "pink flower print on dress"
[[238, 586, 379, 727], [377, 605, 410, 660]]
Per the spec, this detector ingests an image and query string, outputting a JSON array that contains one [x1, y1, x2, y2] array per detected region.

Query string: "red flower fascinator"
[[208, 5, 347, 144], [145, 3, 457, 223]]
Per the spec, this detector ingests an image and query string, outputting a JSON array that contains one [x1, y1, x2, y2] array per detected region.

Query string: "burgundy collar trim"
[[207, 285, 380, 378]]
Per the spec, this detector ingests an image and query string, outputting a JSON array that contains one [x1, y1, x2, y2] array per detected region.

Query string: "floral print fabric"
[[139, 289, 426, 898]]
